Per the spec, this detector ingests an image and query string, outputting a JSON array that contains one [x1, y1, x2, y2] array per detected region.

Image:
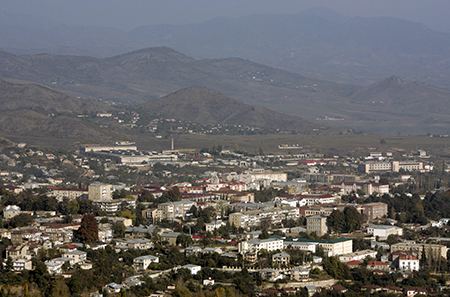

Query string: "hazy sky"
[[2, 0, 450, 32]]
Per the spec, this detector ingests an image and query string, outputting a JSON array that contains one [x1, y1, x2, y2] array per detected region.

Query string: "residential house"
[[133, 255, 159, 271]]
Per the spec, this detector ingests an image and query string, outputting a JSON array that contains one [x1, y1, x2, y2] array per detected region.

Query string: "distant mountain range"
[[1, 7, 450, 89], [1, 47, 450, 133]]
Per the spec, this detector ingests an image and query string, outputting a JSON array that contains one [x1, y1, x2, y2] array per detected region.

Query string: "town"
[[0, 140, 449, 297]]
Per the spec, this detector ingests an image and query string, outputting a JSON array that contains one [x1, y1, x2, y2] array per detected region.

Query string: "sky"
[[2, 0, 450, 32]]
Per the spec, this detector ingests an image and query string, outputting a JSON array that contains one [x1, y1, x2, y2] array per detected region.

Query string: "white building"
[[175, 264, 201, 275], [133, 255, 159, 271], [238, 238, 284, 253], [399, 255, 419, 271], [283, 241, 317, 253], [205, 220, 225, 232], [338, 249, 378, 263], [367, 225, 403, 240]]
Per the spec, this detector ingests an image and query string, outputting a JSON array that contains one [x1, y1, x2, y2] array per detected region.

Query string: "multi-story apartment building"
[[357, 202, 388, 221], [331, 182, 389, 195], [157, 201, 195, 221], [229, 206, 300, 228], [359, 161, 423, 174], [88, 183, 112, 201], [284, 238, 353, 257], [306, 215, 328, 236], [238, 238, 284, 253], [390, 242, 447, 260], [48, 187, 88, 202]]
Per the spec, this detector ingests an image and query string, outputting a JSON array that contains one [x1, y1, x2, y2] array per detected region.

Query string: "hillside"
[[136, 86, 318, 133], [327, 77, 450, 133], [0, 80, 119, 141]]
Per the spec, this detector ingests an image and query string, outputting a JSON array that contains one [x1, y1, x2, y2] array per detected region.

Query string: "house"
[[175, 264, 201, 275], [407, 287, 427, 297], [383, 286, 403, 294], [160, 232, 181, 246], [133, 255, 159, 271], [185, 246, 202, 255], [289, 267, 309, 280], [103, 283, 124, 294], [12, 259, 32, 271], [272, 253, 291, 265], [398, 255, 419, 271], [305, 286, 316, 297], [63, 250, 87, 264], [6, 245, 29, 260], [3, 205, 21, 219], [45, 261, 63, 275], [368, 261, 389, 271], [203, 278, 214, 286], [362, 285, 383, 294], [257, 269, 283, 281], [203, 247, 223, 254], [346, 260, 362, 269], [332, 285, 348, 294], [338, 249, 378, 262]]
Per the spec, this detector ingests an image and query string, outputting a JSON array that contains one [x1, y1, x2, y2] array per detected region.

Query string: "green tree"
[[176, 233, 193, 248], [9, 213, 33, 228], [113, 222, 126, 238]]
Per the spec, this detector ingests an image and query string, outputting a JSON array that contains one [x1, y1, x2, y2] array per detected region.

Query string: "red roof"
[[368, 261, 388, 266], [347, 260, 362, 266], [332, 285, 347, 292]]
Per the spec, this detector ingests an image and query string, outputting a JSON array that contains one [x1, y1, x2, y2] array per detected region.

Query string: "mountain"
[[331, 76, 450, 133], [0, 47, 357, 111], [136, 86, 318, 133], [2, 47, 450, 133], [0, 79, 118, 141], [1, 9, 450, 89]]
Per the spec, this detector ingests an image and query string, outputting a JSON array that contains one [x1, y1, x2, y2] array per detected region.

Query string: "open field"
[[135, 133, 450, 156], [5, 132, 450, 158]]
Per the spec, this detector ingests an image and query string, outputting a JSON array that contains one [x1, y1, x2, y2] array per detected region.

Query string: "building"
[[358, 203, 388, 221], [3, 205, 21, 219], [390, 242, 447, 260], [238, 238, 284, 253], [367, 225, 403, 240], [88, 183, 112, 201], [272, 253, 290, 265], [160, 232, 181, 246], [331, 182, 389, 195], [306, 215, 328, 236], [205, 220, 225, 232], [48, 188, 88, 202], [367, 261, 389, 271], [284, 238, 352, 257], [289, 267, 310, 280], [157, 201, 195, 221], [398, 255, 419, 271], [359, 161, 423, 174], [133, 255, 159, 271], [283, 241, 317, 253], [63, 250, 87, 264], [338, 249, 378, 263], [175, 264, 201, 275], [229, 206, 300, 228]]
